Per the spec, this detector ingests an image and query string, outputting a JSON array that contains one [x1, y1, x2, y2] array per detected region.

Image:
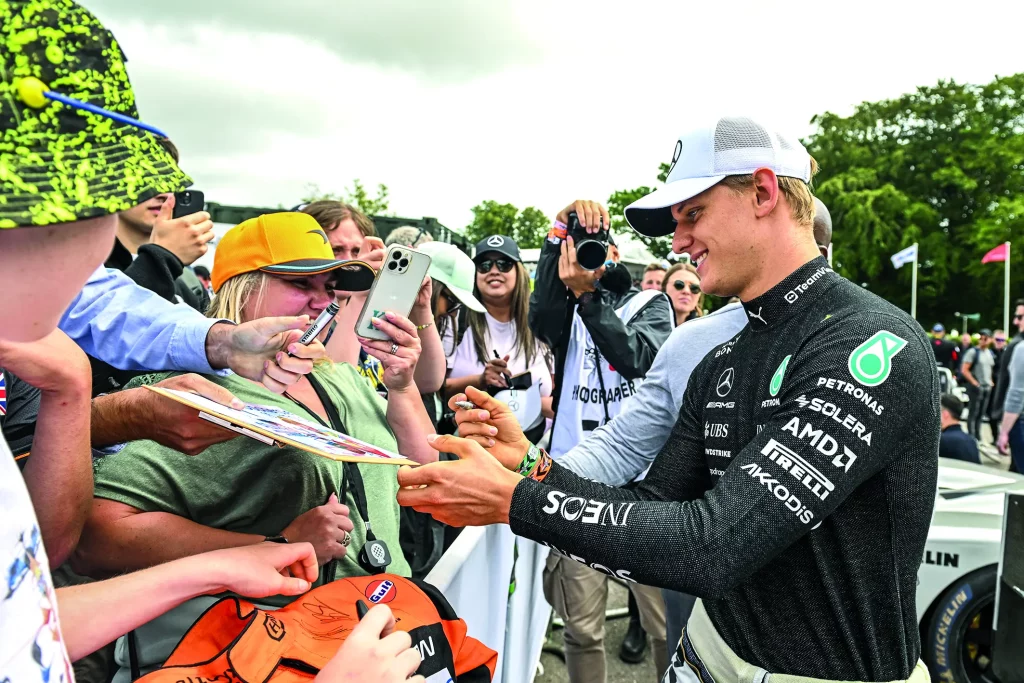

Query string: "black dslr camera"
[[566, 211, 610, 271]]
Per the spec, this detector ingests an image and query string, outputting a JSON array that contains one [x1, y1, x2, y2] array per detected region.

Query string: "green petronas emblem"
[[848, 331, 907, 387], [770, 355, 791, 397]]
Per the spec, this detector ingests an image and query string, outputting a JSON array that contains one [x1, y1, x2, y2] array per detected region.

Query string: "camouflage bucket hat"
[[0, 0, 192, 228]]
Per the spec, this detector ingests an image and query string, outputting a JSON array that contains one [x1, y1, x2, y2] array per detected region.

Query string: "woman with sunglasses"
[[79, 215, 436, 626], [662, 261, 704, 326], [446, 235, 554, 430]]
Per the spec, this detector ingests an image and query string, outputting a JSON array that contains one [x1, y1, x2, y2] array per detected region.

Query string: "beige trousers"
[[665, 599, 932, 683], [544, 552, 669, 683]]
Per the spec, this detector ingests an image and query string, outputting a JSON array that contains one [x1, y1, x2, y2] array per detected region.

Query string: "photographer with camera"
[[528, 200, 674, 682]]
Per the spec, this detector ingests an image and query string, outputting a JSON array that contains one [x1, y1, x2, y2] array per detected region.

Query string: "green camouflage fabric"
[[0, 0, 191, 228]]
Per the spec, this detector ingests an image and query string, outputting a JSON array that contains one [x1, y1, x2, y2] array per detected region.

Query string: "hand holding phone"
[[354, 246, 432, 341], [151, 192, 214, 266]]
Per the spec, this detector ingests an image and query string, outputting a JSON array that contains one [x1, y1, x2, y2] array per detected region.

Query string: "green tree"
[[465, 201, 550, 248], [805, 74, 1024, 327], [301, 179, 392, 216], [607, 163, 673, 258]]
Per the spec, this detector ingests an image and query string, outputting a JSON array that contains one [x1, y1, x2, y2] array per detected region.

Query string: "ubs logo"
[[486, 235, 505, 248], [716, 368, 735, 397]]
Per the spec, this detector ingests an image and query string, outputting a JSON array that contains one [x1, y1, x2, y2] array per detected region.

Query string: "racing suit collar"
[[741, 256, 838, 331]]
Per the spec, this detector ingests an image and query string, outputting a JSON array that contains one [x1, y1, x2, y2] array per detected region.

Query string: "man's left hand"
[[558, 236, 604, 298], [206, 317, 328, 393], [396, 434, 521, 527]]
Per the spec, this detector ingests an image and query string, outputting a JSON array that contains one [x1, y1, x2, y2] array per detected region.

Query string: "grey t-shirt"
[[963, 347, 994, 386], [559, 303, 748, 484]]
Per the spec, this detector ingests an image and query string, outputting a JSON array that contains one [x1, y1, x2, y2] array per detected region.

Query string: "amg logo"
[[705, 422, 729, 438], [761, 398, 781, 408], [706, 401, 735, 409], [760, 439, 835, 500], [816, 377, 884, 415], [740, 463, 815, 524], [543, 491, 635, 526], [924, 550, 960, 568]]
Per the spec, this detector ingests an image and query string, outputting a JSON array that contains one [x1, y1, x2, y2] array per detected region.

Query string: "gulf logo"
[[365, 579, 397, 604]]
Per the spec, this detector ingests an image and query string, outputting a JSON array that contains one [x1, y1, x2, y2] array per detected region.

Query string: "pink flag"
[[982, 243, 1009, 264]]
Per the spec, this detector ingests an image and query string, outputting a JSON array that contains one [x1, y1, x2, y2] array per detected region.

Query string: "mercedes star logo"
[[486, 235, 505, 247], [716, 368, 735, 397]]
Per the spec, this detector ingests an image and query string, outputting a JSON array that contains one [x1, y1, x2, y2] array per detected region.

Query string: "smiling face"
[[666, 268, 701, 319], [242, 272, 337, 322], [475, 251, 517, 306], [669, 183, 763, 298]]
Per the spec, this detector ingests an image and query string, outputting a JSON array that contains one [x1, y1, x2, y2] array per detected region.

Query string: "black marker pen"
[[356, 599, 369, 620]]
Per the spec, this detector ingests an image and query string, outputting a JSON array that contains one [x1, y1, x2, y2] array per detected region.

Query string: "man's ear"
[[751, 168, 780, 219]]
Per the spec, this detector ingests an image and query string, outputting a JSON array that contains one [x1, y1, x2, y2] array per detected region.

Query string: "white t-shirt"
[[1, 438, 74, 683], [447, 311, 553, 399]]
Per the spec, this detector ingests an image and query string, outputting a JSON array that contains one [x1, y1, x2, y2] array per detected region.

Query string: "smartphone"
[[172, 190, 205, 219], [508, 370, 533, 391], [354, 245, 432, 341]]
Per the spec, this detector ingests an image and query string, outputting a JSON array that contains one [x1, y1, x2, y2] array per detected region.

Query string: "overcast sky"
[[89, 0, 1024, 234]]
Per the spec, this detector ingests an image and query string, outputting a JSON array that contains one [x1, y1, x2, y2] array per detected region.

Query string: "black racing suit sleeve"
[[578, 291, 673, 380], [122, 244, 185, 304], [508, 313, 937, 597], [528, 241, 572, 349]]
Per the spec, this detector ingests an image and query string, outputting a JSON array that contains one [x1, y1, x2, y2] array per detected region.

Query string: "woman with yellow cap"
[[77, 214, 436, 650]]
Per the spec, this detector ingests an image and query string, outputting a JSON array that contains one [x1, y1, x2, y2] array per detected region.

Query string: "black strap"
[[301, 374, 374, 537]]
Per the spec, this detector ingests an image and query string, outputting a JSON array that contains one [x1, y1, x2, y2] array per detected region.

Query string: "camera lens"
[[576, 240, 606, 271], [392, 252, 402, 260], [399, 258, 409, 268], [387, 261, 397, 270]]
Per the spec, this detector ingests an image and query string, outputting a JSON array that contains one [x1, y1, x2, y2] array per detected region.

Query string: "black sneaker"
[[618, 616, 647, 664]]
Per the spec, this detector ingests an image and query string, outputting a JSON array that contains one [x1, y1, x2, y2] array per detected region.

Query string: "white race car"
[[918, 459, 1022, 682]]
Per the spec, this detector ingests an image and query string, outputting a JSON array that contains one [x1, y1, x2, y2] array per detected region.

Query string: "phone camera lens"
[[399, 258, 409, 268], [391, 251, 402, 261], [387, 262, 397, 271]]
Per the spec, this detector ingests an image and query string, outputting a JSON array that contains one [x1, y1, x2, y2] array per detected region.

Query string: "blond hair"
[[720, 157, 820, 228], [663, 262, 704, 318], [207, 271, 268, 323]]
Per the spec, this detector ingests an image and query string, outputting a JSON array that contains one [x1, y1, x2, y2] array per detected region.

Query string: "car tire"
[[922, 565, 997, 683]]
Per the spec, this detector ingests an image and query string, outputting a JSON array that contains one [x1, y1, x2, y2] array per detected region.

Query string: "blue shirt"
[[939, 424, 980, 464], [59, 267, 223, 374]]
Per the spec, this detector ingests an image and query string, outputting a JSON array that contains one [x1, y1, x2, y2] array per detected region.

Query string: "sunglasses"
[[672, 281, 701, 294], [996, 337, 1007, 343], [1015, 314, 1024, 321], [476, 258, 515, 274], [441, 289, 462, 315]]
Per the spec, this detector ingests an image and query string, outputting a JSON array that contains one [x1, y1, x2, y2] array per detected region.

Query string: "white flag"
[[891, 244, 918, 269]]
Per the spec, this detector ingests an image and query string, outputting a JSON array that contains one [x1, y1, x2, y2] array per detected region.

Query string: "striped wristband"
[[516, 443, 541, 476]]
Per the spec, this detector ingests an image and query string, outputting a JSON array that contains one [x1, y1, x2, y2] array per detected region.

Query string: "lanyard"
[[284, 373, 387, 577]]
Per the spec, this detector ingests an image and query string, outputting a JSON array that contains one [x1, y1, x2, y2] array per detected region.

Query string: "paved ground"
[[535, 581, 660, 683]]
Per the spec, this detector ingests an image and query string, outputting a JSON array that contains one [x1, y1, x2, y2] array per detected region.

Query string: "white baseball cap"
[[625, 116, 813, 238]]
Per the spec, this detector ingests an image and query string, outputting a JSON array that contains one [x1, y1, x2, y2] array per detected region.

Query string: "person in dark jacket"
[[939, 394, 980, 464], [529, 199, 674, 682], [931, 323, 959, 373]]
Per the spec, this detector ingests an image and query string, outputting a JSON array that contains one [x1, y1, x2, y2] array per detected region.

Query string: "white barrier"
[[425, 524, 551, 683]]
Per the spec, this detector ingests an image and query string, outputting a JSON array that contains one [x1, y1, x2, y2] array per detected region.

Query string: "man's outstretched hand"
[[449, 386, 530, 471], [396, 433, 521, 527], [205, 317, 327, 393]]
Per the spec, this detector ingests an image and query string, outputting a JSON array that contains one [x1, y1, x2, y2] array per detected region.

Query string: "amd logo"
[[924, 550, 959, 568]]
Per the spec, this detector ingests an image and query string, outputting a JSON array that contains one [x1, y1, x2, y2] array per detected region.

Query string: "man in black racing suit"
[[397, 116, 939, 682]]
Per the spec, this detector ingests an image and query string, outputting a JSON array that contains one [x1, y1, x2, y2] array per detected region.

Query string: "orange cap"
[[211, 213, 376, 293]]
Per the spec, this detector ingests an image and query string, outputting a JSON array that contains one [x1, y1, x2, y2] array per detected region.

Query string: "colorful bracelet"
[[516, 443, 541, 476], [547, 221, 568, 243], [529, 449, 553, 483], [415, 320, 434, 331]]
